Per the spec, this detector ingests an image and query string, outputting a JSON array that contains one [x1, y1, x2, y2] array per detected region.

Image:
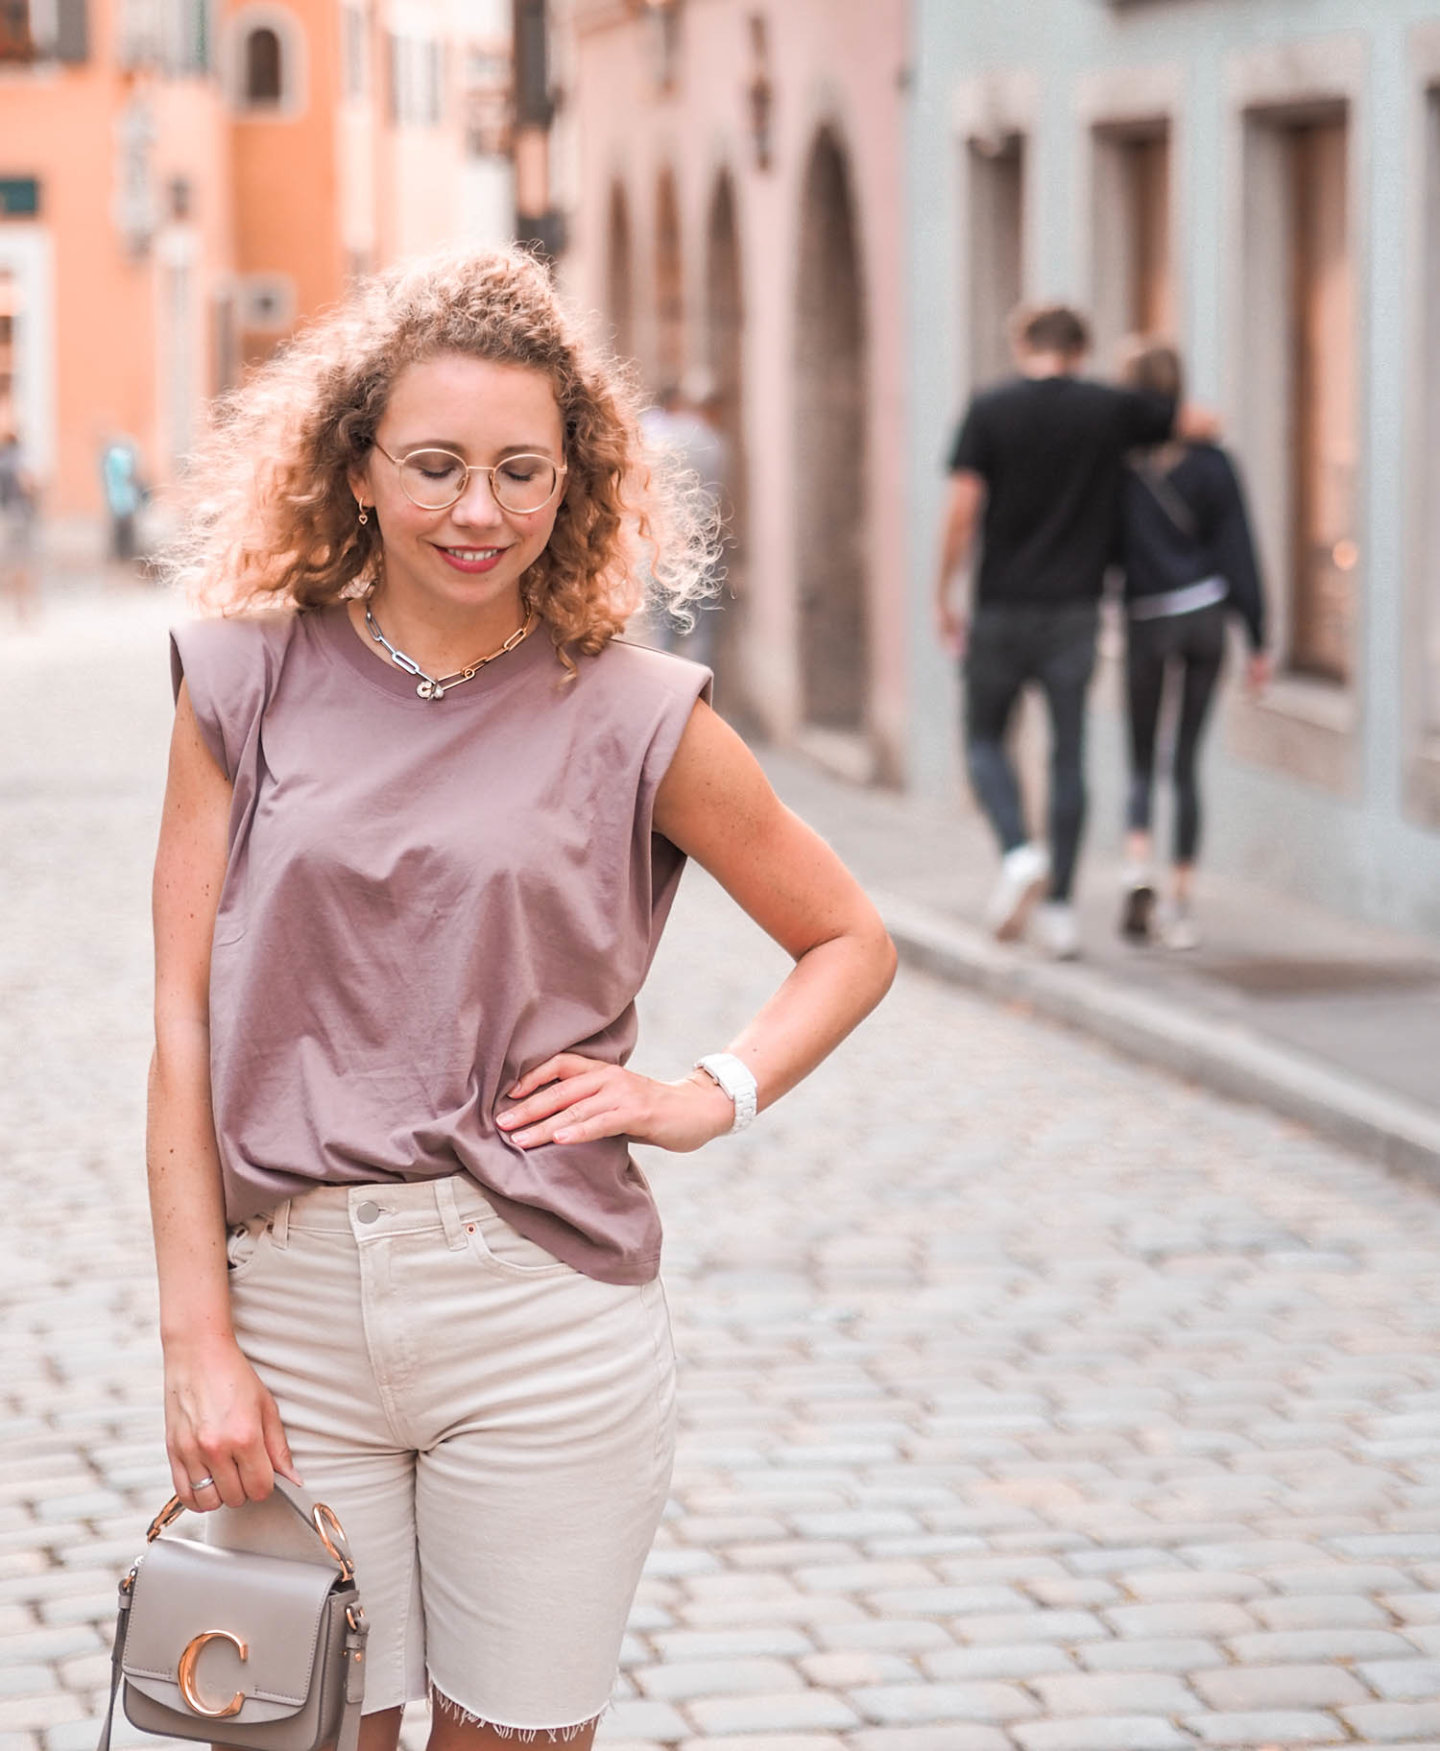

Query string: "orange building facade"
[[0, 0, 512, 544]]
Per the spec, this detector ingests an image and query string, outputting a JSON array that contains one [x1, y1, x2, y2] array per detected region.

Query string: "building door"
[[606, 181, 635, 363], [0, 269, 16, 435], [705, 170, 745, 697], [1427, 90, 1440, 741], [654, 167, 683, 391], [795, 127, 868, 735], [0, 227, 55, 483], [1125, 131, 1172, 336], [968, 133, 1024, 390], [1287, 115, 1354, 685]]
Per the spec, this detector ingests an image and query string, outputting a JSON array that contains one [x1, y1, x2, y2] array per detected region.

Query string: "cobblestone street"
[[3, 590, 1440, 1751]]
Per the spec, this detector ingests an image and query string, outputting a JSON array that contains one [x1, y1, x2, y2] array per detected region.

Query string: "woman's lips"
[[433, 544, 508, 574]]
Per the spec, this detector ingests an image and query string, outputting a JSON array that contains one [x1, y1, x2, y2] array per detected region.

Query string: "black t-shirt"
[[948, 375, 1174, 607]]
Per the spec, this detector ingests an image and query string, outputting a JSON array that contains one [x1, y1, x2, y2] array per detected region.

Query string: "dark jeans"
[[1125, 601, 1227, 864], [963, 603, 1099, 904], [110, 512, 137, 563]]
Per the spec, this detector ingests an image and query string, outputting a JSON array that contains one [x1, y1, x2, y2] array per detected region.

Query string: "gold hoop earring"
[[357, 502, 370, 527]]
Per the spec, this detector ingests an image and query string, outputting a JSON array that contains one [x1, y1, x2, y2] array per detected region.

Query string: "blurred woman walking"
[[1114, 340, 1269, 949]]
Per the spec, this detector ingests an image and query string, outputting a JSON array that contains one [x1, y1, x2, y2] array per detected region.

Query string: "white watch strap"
[[694, 1053, 758, 1134]]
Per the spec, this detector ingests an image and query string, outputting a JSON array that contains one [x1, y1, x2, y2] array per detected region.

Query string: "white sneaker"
[[986, 843, 1051, 941], [1159, 902, 1201, 951], [1036, 901, 1081, 960]]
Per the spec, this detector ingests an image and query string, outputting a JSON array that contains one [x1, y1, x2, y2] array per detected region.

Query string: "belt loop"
[[434, 1176, 467, 1251], [271, 1200, 291, 1249]]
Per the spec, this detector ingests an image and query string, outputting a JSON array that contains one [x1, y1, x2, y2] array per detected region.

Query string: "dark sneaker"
[[1120, 876, 1156, 942]]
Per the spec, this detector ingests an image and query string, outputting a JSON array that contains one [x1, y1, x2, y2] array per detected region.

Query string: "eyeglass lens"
[[398, 449, 559, 513]]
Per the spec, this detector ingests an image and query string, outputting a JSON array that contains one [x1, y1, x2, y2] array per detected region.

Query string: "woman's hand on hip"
[[163, 1334, 303, 1511], [499, 1054, 735, 1153]]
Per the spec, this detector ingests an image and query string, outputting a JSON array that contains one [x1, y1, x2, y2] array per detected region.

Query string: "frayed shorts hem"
[[431, 1683, 606, 1742], [359, 1684, 607, 1742]]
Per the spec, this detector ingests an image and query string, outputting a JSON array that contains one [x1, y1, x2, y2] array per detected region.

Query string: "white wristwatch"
[[694, 1053, 759, 1134]]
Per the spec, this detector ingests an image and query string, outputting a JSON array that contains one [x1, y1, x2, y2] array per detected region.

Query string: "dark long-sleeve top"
[[1118, 442, 1267, 651]]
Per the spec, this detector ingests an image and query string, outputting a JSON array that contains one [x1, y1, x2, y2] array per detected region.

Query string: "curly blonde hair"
[[166, 247, 719, 661]]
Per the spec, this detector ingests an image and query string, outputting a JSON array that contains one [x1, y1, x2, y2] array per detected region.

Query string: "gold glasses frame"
[[372, 443, 568, 515]]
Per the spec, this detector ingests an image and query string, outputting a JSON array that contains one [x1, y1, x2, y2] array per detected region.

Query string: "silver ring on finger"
[[189, 1476, 216, 1492]]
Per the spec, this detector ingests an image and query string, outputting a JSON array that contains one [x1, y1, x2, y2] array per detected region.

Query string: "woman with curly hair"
[[145, 246, 895, 1750]]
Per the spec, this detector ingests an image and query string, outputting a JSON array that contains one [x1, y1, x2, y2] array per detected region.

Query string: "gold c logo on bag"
[[177, 1630, 249, 1717]]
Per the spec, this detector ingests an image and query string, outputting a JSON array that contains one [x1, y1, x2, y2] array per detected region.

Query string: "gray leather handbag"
[[97, 1478, 368, 1751]]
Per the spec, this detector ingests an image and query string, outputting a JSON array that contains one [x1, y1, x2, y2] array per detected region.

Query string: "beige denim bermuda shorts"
[[224, 1175, 677, 1737]]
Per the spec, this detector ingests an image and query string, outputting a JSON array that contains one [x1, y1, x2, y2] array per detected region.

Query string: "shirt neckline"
[[314, 599, 556, 706]]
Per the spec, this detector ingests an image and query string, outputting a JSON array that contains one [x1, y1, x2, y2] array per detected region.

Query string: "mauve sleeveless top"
[[169, 604, 711, 1285]]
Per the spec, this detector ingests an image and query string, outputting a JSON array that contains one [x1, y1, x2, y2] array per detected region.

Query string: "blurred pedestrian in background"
[[934, 304, 1176, 959], [0, 423, 38, 624], [1114, 339, 1270, 951], [639, 369, 729, 664], [100, 432, 145, 564]]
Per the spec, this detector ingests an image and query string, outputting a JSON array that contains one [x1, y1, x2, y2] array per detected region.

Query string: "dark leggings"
[[1125, 603, 1227, 865]]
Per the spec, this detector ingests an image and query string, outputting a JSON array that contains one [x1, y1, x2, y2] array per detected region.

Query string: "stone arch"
[[794, 125, 868, 733], [705, 168, 746, 692], [654, 165, 684, 390], [605, 180, 635, 361]]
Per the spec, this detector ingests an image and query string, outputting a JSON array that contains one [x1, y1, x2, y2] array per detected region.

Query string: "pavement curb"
[[875, 888, 1440, 1193]]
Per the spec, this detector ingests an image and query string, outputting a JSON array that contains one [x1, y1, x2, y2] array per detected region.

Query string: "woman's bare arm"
[[149, 683, 297, 1507], [499, 699, 896, 1149]]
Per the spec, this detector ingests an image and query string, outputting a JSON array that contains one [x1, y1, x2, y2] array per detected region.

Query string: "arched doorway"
[[794, 127, 868, 735], [605, 181, 635, 362], [705, 170, 747, 701], [654, 167, 684, 391]]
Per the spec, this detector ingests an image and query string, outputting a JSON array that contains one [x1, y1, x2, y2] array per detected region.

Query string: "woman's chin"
[[387, 551, 527, 616]]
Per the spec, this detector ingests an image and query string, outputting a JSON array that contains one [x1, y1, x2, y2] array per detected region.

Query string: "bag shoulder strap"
[[1134, 458, 1200, 543]]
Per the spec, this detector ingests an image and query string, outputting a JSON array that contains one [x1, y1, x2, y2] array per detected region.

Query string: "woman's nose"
[[451, 471, 505, 526]]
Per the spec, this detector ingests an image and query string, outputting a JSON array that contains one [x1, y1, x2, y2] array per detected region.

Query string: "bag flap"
[[124, 1536, 337, 1715], [205, 1487, 341, 1569]]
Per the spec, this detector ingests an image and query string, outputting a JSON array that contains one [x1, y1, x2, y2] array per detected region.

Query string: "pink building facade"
[[553, 0, 911, 780], [0, 0, 513, 545]]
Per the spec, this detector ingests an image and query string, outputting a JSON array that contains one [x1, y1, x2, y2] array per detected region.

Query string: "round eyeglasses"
[[372, 444, 567, 515]]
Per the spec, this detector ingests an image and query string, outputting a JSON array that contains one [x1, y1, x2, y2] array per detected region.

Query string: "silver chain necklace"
[[364, 603, 534, 700]]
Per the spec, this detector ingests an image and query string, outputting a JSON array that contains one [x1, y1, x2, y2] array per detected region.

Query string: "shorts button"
[[355, 1201, 381, 1224]]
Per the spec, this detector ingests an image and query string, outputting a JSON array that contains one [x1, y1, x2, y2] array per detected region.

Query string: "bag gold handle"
[[145, 1489, 354, 1583]]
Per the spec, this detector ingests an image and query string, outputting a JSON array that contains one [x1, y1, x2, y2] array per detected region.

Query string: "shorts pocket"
[[463, 1209, 572, 1277], [225, 1216, 275, 1284]]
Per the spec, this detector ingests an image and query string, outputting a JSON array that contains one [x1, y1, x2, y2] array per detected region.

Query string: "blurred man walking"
[[935, 304, 1175, 958]]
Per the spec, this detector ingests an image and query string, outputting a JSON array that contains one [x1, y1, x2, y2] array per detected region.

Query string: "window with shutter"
[[180, 0, 208, 73], [968, 133, 1025, 392], [55, 0, 86, 58]]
